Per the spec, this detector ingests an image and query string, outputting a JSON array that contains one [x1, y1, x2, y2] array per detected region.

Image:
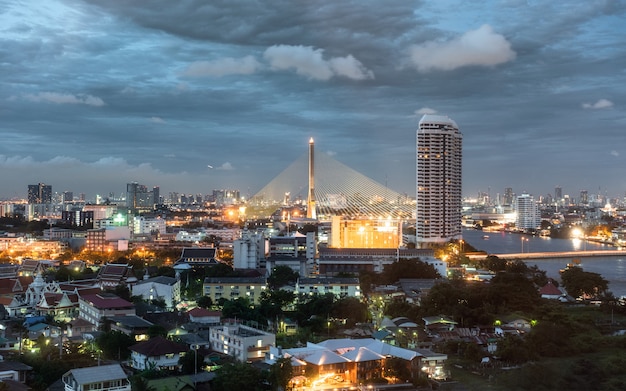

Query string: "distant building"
[[27, 183, 52, 204], [516, 194, 540, 230], [265, 232, 316, 276], [232, 229, 266, 270], [415, 115, 463, 248], [132, 216, 166, 236], [126, 182, 156, 214]]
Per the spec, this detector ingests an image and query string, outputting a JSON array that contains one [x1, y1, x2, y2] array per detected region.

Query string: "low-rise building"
[[129, 336, 188, 371], [132, 276, 181, 309], [62, 364, 130, 391], [78, 293, 136, 328], [209, 322, 275, 362], [203, 276, 267, 305], [295, 277, 361, 299]]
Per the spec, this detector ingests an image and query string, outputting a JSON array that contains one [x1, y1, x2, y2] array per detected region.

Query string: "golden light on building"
[[330, 216, 401, 249]]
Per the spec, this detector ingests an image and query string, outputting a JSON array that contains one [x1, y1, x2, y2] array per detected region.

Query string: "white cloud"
[[611, 150, 619, 157], [150, 117, 165, 123], [264, 45, 373, 80], [329, 55, 374, 80], [415, 107, 438, 116], [216, 162, 235, 170], [582, 99, 613, 109], [183, 56, 261, 77], [22, 92, 105, 106], [325, 150, 337, 157], [408, 24, 516, 72]]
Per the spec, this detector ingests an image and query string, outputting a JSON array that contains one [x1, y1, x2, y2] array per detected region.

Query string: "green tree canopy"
[[267, 265, 299, 290], [561, 267, 609, 299], [211, 362, 266, 391], [381, 258, 440, 284]]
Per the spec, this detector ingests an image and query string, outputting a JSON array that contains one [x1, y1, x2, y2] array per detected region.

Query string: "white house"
[[62, 364, 130, 391], [131, 276, 181, 309], [209, 323, 275, 362], [129, 336, 188, 371]]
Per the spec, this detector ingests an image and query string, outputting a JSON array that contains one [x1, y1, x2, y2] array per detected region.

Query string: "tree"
[[96, 330, 135, 360], [331, 297, 369, 326], [268, 357, 292, 391], [267, 266, 299, 290], [179, 349, 204, 375], [561, 267, 609, 299], [197, 295, 213, 309], [147, 324, 167, 338], [130, 375, 156, 391], [211, 362, 266, 391], [381, 258, 440, 284]]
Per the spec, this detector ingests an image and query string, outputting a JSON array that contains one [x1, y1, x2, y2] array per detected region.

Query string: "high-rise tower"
[[28, 183, 52, 204], [306, 138, 316, 219], [416, 115, 462, 248]]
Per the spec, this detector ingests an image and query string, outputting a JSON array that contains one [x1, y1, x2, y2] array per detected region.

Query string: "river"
[[462, 229, 626, 297]]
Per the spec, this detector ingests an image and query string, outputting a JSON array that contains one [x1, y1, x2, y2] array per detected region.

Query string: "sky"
[[1, 0, 625, 202]]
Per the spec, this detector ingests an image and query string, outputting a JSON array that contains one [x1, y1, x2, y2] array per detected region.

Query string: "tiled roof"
[[80, 293, 134, 309], [135, 276, 178, 286], [130, 336, 188, 356], [539, 282, 563, 296], [188, 307, 221, 318]]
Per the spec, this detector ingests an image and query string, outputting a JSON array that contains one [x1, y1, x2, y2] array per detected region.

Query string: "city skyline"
[[2, 1, 625, 200]]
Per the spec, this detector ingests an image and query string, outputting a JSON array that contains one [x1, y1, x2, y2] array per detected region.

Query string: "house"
[[78, 293, 135, 328], [129, 336, 189, 371], [109, 315, 154, 341], [209, 322, 275, 362], [132, 276, 181, 309], [422, 316, 458, 334], [187, 307, 221, 325], [67, 318, 96, 339], [539, 281, 565, 300], [0, 361, 32, 383], [61, 364, 130, 391]]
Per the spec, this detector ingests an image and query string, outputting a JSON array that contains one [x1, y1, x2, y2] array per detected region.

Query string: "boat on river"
[[560, 259, 582, 273]]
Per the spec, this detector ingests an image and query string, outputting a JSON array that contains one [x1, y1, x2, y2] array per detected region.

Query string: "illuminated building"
[[126, 182, 156, 214], [203, 276, 266, 305], [209, 323, 275, 362], [416, 115, 462, 248], [330, 216, 401, 249], [307, 137, 316, 219], [515, 193, 540, 230], [27, 183, 52, 204]]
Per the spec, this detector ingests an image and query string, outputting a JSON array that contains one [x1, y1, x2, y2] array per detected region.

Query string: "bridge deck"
[[466, 250, 626, 261]]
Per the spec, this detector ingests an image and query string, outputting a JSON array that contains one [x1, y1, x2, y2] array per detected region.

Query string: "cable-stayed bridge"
[[249, 151, 414, 220]]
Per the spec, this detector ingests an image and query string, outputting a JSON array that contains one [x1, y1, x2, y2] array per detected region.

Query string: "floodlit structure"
[[416, 115, 463, 248], [307, 137, 317, 219], [515, 193, 540, 230]]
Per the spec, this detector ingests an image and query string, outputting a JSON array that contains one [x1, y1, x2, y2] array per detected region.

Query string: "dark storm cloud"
[[1, 0, 625, 200]]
